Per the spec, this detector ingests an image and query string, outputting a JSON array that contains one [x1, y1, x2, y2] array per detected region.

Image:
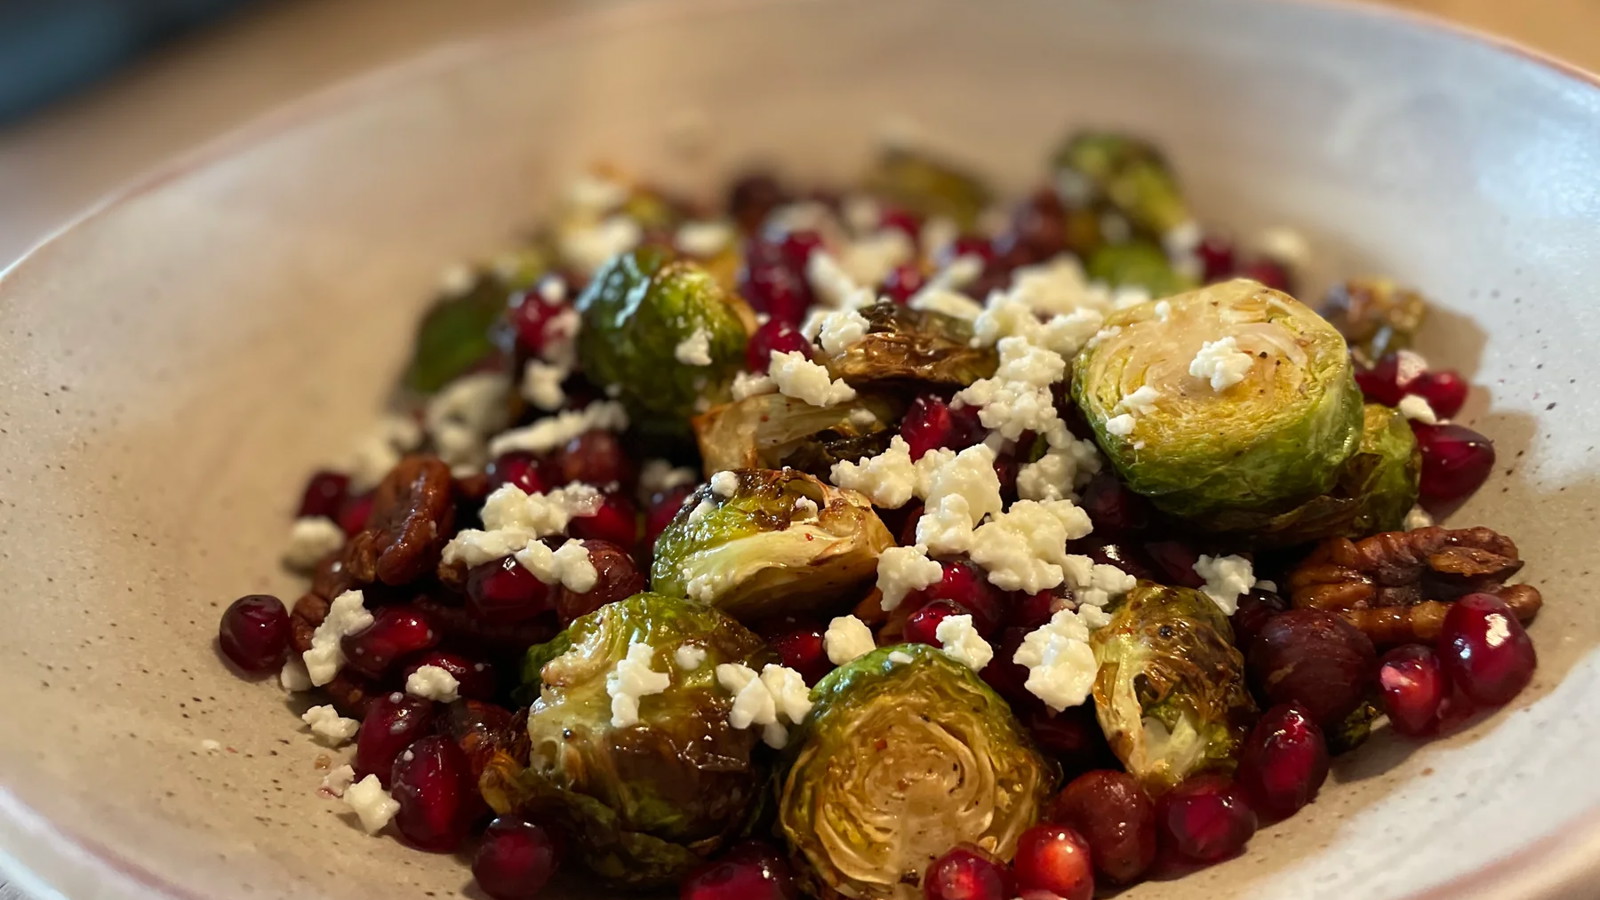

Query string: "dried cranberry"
[[903, 599, 966, 648], [746, 317, 812, 370], [1248, 610, 1375, 732], [485, 452, 547, 495], [769, 624, 832, 685], [1045, 770, 1157, 885], [727, 172, 787, 233], [901, 395, 984, 460], [355, 691, 435, 785], [1378, 644, 1448, 736], [1408, 369, 1469, 420], [473, 817, 560, 900], [400, 650, 496, 701], [680, 841, 797, 900], [341, 606, 440, 679], [1237, 703, 1329, 819], [1160, 775, 1257, 864], [338, 492, 374, 537], [1239, 259, 1293, 294], [1079, 472, 1150, 536], [298, 471, 351, 520], [922, 844, 1012, 900], [544, 430, 633, 490], [507, 282, 567, 355], [645, 484, 697, 548], [881, 263, 927, 305], [553, 540, 645, 623], [1438, 592, 1536, 706], [466, 556, 553, 624], [1196, 234, 1236, 283], [570, 491, 641, 549], [904, 560, 1005, 636], [1142, 539, 1205, 588], [390, 735, 480, 852], [1012, 824, 1094, 900], [1412, 422, 1496, 518], [218, 594, 291, 672]]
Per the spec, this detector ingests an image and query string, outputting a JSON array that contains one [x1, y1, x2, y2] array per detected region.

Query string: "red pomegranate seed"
[[570, 492, 641, 549], [746, 317, 812, 370], [1010, 591, 1060, 631], [1237, 703, 1330, 819], [1411, 422, 1496, 517], [390, 735, 480, 852], [1354, 351, 1429, 407], [769, 624, 832, 685], [937, 235, 995, 268], [1012, 823, 1094, 900], [1231, 589, 1289, 650], [879, 208, 923, 242], [507, 281, 567, 355], [297, 471, 350, 520], [880, 263, 927, 305], [1408, 370, 1469, 420], [979, 627, 1033, 708], [1239, 259, 1293, 294], [645, 484, 697, 548], [1022, 705, 1114, 773], [543, 429, 633, 490], [553, 540, 645, 624], [1159, 775, 1258, 864], [486, 452, 547, 495], [467, 556, 554, 624], [779, 230, 823, 267], [1438, 592, 1537, 706], [1079, 472, 1151, 536], [901, 395, 984, 460], [1142, 539, 1205, 589], [1196, 235, 1236, 283], [904, 560, 1005, 636], [740, 240, 813, 325], [473, 817, 561, 900], [904, 599, 967, 648], [341, 606, 440, 679], [338, 492, 374, 537], [922, 844, 1012, 900], [727, 172, 788, 233], [400, 650, 496, 701], [355, 691, 435, 785], [680, 841, 798, 900], [1046, 770, 1157, 885], [1378, 645, 1448, 736], [217, 594, 290, 672]]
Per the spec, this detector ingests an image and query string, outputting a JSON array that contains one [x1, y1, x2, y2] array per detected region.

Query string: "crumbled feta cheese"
[[1017, 438, 1102, 502], [1193, 554, 1256, 616], [838, 229, 915, 287], [638, 460, 698, 499], [715, 663, 813, 749], [1398, 394, 1440, 424], [560, 215, 642, 275], [676, 220, 734, 257], [280, 658, 312, 692], [915, 444, 1004, 554], [674, 328, 714, 366], [813, 308, 872, 355], [888, 650, 915, 665], [731, 371, 777, 400], [920, 216, 960, 261], [909, 288, 984, 320], [521, 360, 568, 411], [1155, 299, 1172, 320], [426, 371, 512, 474], [303, 590, 373, 686], [1255, 226, 1312, 270], [347, 415, 424, 492], [793, 496, 820, 519], [686, 497, 717, 524], [442, 484, 604, 568], [488, 401, 628, 457], [343, 775, 400, 834], [842, 195, 881, 234], [565, 173, 629, 213], [405, 665, 461, 703], [710, 470, 740, 498], [769, 350, 857, 406], [968, 500, 1094, 593], [302, 705, 359, 746], [806, 251, 875, 310], [1163, 220, 1203, 256], [320, 764, 356, 797], [1117, 385, 1161, 417], [283, 516, 344, 572], [830, 436, 919, 508], [607, 643, 672, 728], [767, 201, 844, 243], [1105, 414, 1137, 437], [1111, 285, 1153, 310], [1062, 556, 1138, 608], [955, 338, 1068, 441], [1013, 607, 1111, 711], [1404, 505, 1435, 530], [1189, 337, 1255, 391], [825, 616, 877, 665], [675, 644, 707, 670], [514, 540, 600, 593], [935, 614, 993, 671], [876, 545, 945, 611]]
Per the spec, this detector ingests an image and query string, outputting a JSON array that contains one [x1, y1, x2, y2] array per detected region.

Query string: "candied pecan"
[[289, 592, 329, 654], [310, 550, 356, 601], [322, 672, 379, 719], [347, 455, 456, 586]]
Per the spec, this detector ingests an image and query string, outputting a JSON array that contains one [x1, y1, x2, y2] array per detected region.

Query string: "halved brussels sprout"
[[1091, 582, 1255, 794], [862, 146, 993, 230], [814, 301, 999, 388], [650, 469, 893, 622], [1085, 241, 1196, 298], [692, 392, 904, 476], [1072, 278, 1364, 523], [1320, 278, 1428, 367], [778, 644, 1055, 900], [1052, 131, 1191, 236], [483, 592, 772, 888], [575, 247, 750, 431]]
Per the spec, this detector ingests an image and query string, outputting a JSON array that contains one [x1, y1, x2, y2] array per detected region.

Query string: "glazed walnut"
[[346, 455, 456, 586], [1287, 526, 1542, 644]]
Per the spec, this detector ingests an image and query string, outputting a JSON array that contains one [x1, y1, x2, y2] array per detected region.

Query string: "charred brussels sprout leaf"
[[403, 252, 551, 393], [1091, 582, 1255, 794], [1072, 278, 1364, 523], [692, 392, 903, 476], [650, 469, 893, 622], [575, 248, 749, 432], [1085, 241, 1196, 299], [862, 146, 993, 230], [485, 593, 772, 888], [815, 301, 999, 388], [778, 644, 1055, 900], [1321, 278, 1428, 367], [1053, 131, 1192, 236]]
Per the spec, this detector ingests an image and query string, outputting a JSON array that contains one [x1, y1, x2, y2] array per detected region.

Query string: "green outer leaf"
[[1091, 582, 1256, 795], [1085, 241, 1196, 298], [862, 148, 993, 230], [1052, 131, 1192, 235], [402, 279, 507, 394], [779, 644, 1055, 900]]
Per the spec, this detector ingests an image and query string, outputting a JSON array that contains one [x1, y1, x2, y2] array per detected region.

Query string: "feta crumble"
[[1398, 393, 1440, 424], [710, 470, 740, 499], [199, 739, 222, 753], [676, 220, 734, 257], [1189, 337, 1255, 391], [303, 590, 373, 686], [521, 360, 568, 411], [560, 215, 642, 275], [1117, 385, 1161, 417], [731, 371, 777, 400], [321, 764, 356, 798], [343, 775, 400, 834], [607, 643, 672, 728], [280, 658, 312, 692], [405, 665, 461, 703], [638, 460, 698, 499], [888, 650, 915, 665], [806, 251, 875, 310], [347, 415, 424, 493], [283, 516, 344, 572], [968, 499, 1094, 593], [914, 444, 1005, 554], [955, 338, 1069, 441], [1193, 554, 1256, 616], [1017, 438, 1102, 502], [769, 350, 857, 406], [838, 229, 915, 287], [1404, 505, 1435, 530], [302, 705, 359, 746], [675, 328, 714, 366], [488, 401, 628, 457], [442, 483, 604, 568], [935, 614, 994, 671], [824, 616, 877, 665], [1105, 414, 1137, 437], [425, 371, 512, 474], [715, 663, 813, 749], [674, 644, 707, 670], [830, 436, 918, 508], [909, 288, 985, 320], [514, 540, 600, 593], [813, 308, 872, 355], [1013, 606, 1112, 711], [876, 545, 945, 611]]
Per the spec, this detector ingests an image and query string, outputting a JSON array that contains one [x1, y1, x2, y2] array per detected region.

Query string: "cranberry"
[[904, 599, 967, 648], [1438, 592, 1536, 706], [1046, 770, 1157, 885], [680, 841, 797, 900], [1078, 472, 1151, 536], [217, 594, 290, 672], [727, 172, 788, 233], [1354, 351, 1429, 407], [1408, 369, 1469, 420], [355, 691, 435, 785], [922, 844, 1012, 900], [1239, 259, 1293, 294], [390, 735, 480, 852], [1159, 775, 1257, 864], [553, 540, 645, 623], [1141, 539, 1205, 588], [1196, 234, 1236, 283], [570, 491, 641, 549], [1412, 422, 1496, 518], [400, 650, 496, 701], [486, 452, 547, 495], [770, 624, 832, 685], [1237, 704, 1329, 819], [901, 395, 984, 460], [507, 282, 567, 354], [338, 492, 374, 537], [1248, 610, 1375, 732], [298, 471, 351, 520], [544, 429, 633, 490], [341, 606, 440, 679], [746, 317, 812, 370], [1011, 824, 1094, 900], [466, 556, 553, 624], [881, 263, 927, 305], [1231, 589, 1289, 650], [1378, 644, 1449, 736], [473, 817, 560, 900]]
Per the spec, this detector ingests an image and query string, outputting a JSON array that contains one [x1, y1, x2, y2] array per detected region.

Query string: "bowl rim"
[[1, 0, 1597, 898]]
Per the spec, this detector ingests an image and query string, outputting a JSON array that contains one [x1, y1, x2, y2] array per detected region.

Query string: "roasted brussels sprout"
[[483, 592, 772, 887], [862, 146, 993, 230], [1085, 241, 1196, 298], [1091, 582, 1256, 794], [1052, 131, 1191, 236], [1072, 278, 1364, 524], [1321, 278, 1428, 367], [692, 392, 903, 476], [575, 247, 750, 431], [814, 301, 999, 388], [651, 469, 893, 622], [778, 644, 1055, 899]]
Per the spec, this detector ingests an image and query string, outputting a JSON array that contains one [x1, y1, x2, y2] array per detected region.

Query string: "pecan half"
[[347, 455, 456, 586], [287, 591, 377, 718]]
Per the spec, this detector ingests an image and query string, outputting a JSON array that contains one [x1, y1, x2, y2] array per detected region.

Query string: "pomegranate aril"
[[1011, 823, 1094, 900], [298, 471, 351, 520], [1237, 703, 1330, 819], [1010, 591, 1060, 631], [473, 817, 560, 900], [1438, 592, 1537, 706], [1046, 769, 1157, 886], [746, 317, 812, 370], [341, 606, 440, 679], [544, 429, 633, 490], [217, 594, 291, 673], [680, 841, 798, 900], [1248, 609, 1375, 732], [390, 735, 480, 852], [401, 650, 496, 701], [1159, 774, 1257, 864], [770, 625, 832, 685], [1354, 351, 1428, 407], [881, 263, 927, 305], [1378, 645, 1448, 736], [938, 234, 995, 268], [553, 540, 645, 624], [1196, 235, 1236, 283], [1239, 259, 1293, 294], [779, 229, 823, 267], [879, 208, 923, 242], [467, 556, 554, 625], [727, 172, 788, 232], [1023, 705, 1114, 773], [900, 395, 984, 461], [740, 240, 813, 325], [922, 844, 1012, 900], [1079, 472, 1151, 536], [904, 599, 967, 648], [1412, 422, 1496, 517], [485, 452, 547, 495], [355, 691, 436, 785], [1408, 369, 1469, 420], [905, 560, 1005, 636], [338, 492, 374, 537], [570, 492, 641, 549], [1142, 539, 1205, 588], [645, 484, 697, 548], [979, 627, 1033, 708], [507, 281, 567, 354]]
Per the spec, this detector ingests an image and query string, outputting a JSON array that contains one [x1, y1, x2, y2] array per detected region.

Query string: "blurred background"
[[0, 0, 1596, 268]]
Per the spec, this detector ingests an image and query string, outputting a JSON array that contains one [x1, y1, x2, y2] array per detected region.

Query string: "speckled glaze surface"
[[1, 0, 1598, 898]]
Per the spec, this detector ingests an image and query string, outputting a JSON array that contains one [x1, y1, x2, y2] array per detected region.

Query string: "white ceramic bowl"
[[3, 1, 1599, 898]]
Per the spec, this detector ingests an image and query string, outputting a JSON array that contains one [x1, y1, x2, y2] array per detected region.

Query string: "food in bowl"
[[212, 131, 1542, 900]]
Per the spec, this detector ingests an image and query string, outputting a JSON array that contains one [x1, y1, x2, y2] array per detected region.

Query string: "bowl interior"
[[3, 1, 1600, 898]]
